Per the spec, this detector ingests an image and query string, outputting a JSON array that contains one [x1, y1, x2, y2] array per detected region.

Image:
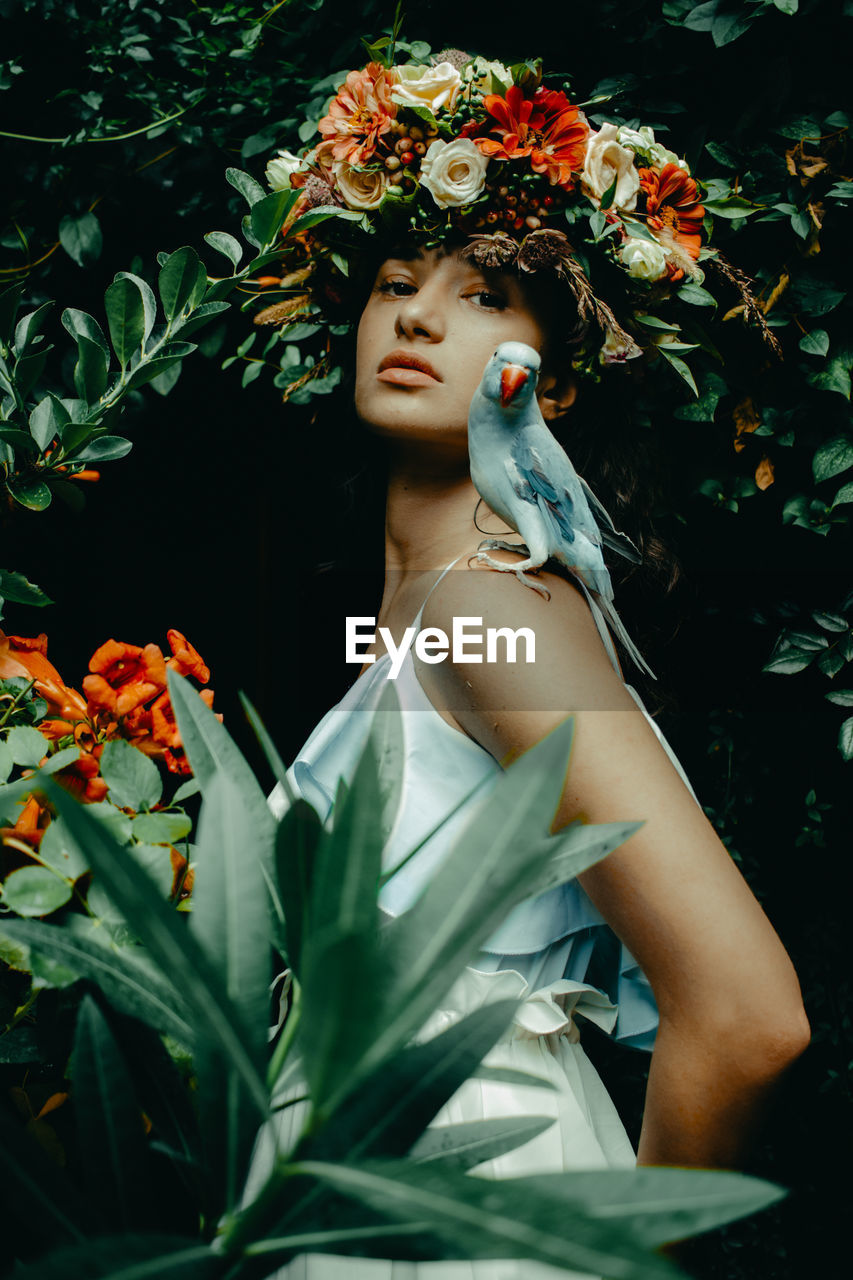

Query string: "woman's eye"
[[469, 289, 507, 310], [377, 279, 416, 297]]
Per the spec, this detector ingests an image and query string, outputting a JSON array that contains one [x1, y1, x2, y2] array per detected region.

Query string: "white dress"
[[253, 553, 702, 1279]]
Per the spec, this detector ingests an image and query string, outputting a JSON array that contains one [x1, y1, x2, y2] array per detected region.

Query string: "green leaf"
[[0, 282, 24, 344], [0, 568, 51, 608], [58, 211, 103, 267], [410, 1115, 555, 1172], [14, 301, 54, 354], [0, 740, 12, 782], [813, 436, 853, 483], [838, 717, 853, 761], [0, 917, 192, 1042], [131, 811, 193, 843], [105, 277, 145, 370], [807, 355, 852, 399], [29, 396, 65, 452], [129, 843, 178, 898], [763, 652, 816, 674], [72, 997, 150, 1231], [39, 815, 90, 880], [703, 196, 757, 218], [126, 356, 185, 391], [825, 689, 853, 707], [773, 0, 799, 14], [73, 334, 109, 403], [6, 473, 52, 511], [100, 739, 163, 811], [61, 307, 110, 357], [657, 346, 698, 395], [72, 435, 133, 463], [799, 329, 830, 356], [114, 271, 157, 342], [10, 1236, 221, 1280], [5, 725, 47, 766], [812, 611, 849, 632], [204, 231, 243, 268], [832, 481, 853, 507], [38, 783, 268, 1113], [226, 166, 267, 207], [250, 189, 301, 248], [1, 866, 72, 916], [676, 283, 717, 308], [158, 247, 205, 322], [817, 648, 847, 678]]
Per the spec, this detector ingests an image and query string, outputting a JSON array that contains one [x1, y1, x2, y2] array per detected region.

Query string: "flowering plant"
[[252, 47, 776, 394], [0, 627, 215, 925]]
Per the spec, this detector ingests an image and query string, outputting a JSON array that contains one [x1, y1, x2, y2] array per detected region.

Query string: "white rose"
[[618, 125, 688, 173], [419, 137, 490, 208], [334, 165, 388, 210], [619, 237, 669, 281], [391, 61, 462, 112], [265, 149, 306, 191], [463, 56, 512, 93], [581, 123, 640, 213]]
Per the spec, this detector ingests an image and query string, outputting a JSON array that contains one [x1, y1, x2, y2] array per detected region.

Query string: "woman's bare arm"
[[416, 557, 810, 1169]]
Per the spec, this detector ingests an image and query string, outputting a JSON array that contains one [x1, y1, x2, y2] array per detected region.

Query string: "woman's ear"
[[537, 366, 578, 422]]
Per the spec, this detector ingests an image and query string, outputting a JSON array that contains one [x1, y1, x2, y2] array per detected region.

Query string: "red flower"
[[166, 630, 210, 684], [474, 85, 589, 187], [639, 164, 705, 276], [83, 640, 167, 718], [54, 751, 108, 804], [0, 631, 88, 723]]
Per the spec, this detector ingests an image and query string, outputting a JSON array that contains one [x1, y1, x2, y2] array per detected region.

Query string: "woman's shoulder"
[[417, 546, 638, 732]]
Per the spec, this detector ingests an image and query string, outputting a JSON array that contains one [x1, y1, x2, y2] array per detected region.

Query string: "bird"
[[467, 340, 655, 679]]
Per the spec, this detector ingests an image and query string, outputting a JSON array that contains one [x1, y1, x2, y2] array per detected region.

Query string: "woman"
[[260, 51, 810, 1274]]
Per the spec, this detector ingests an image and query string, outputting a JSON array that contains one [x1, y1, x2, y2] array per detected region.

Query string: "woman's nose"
[[394, 285, 445, 342]]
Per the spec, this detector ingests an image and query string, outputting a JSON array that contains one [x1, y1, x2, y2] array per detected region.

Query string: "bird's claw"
[[477, 538, 531, 556], [470, 551, 551, 600]]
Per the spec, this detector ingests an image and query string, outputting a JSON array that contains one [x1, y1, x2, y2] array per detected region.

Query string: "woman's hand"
[[415, 554, 810, 1170]]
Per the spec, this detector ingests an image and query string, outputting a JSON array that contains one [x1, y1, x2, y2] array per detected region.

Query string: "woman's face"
[[355, 247, 553, 453]]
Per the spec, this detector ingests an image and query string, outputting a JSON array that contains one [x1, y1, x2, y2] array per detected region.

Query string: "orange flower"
[[150, 691, 181, 750], [54, 751, 108, 804], [0, 794, 50, 850], [0, 631, 88, 723], [83, 640, 167, 718], [166, 630, 210, 684], [318, 62, 399, 167], [639, 164, 705, 278], [474, 85, 589, 187]]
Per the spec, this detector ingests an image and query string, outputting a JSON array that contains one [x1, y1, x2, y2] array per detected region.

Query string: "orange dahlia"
[[474, 85, 589, 187], [639, 163, 705, 278], [318, 62, 399, 168]]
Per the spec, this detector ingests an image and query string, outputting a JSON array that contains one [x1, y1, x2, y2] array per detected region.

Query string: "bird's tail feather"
[[573, 575, 657, 681], [579, 476, 642, 565]]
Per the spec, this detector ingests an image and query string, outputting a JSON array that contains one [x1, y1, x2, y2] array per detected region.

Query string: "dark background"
[[2, 1, 852, 1276]]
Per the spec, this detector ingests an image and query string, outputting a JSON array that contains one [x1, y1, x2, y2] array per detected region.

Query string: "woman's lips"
[[377, 366, 441, 387]]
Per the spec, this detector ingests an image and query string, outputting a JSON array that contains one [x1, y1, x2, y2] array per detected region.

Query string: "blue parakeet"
[[467, 340, 655, 679]]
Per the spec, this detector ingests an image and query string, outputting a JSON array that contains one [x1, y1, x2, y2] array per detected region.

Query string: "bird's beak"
[[500, 364, 529, 407]]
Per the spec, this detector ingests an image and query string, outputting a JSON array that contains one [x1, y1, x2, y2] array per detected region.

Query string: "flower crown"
[[256, 48, 775, 397]]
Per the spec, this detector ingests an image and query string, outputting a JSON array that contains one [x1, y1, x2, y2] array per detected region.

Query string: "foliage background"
[[0, 0, 850, 1276]]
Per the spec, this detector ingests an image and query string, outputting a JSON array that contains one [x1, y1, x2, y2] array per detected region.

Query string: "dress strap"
[[409, 551, 470, 629]]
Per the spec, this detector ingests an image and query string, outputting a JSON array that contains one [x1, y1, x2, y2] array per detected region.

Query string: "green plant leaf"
[[58, 211, 103, 267], [73, 334, 109, 403], [763, 652, 816, 674], [204, 231, 243, 268], [158, 247, 205, 322], [1, 866, 72, 916], [0, 917, 192, 1041], [72, 435, 133, 463], [813, 436, 853, 483], [799, 328, 830, 356], [250, 189, 301, 248], [226, 166, 267, 207], [105, 277, 145, 370], [38, 815, 90, 880], [6, 473, 52, 510], [657, 346, 699, 395], [131, 811, 193, 843], [100, 739, 163, 810], [5, 725, 48, 766], [29, 396, 66, 452], [36, 782, 268, 1116], [409, 1115, 556, 1172], [838, 716, 853, 761], [61, 307, 110, 357], [825, 689, 853, 707], [114, 271, 157, 342], [14, 301, 54, 354], [10, 1236, 221, 1280], [0, 568, 51, 609], [72, 996, 150, 1231]]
